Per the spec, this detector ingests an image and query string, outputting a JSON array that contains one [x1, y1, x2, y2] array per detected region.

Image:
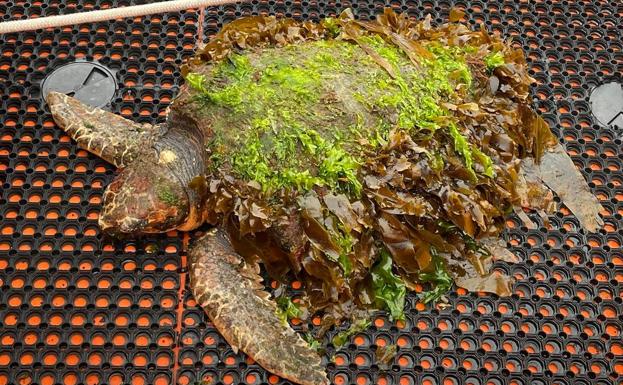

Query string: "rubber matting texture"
[[1, 1, 623, 385]]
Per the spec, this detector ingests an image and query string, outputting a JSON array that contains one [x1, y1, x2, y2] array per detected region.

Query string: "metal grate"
[[1, 1, 622, 385]]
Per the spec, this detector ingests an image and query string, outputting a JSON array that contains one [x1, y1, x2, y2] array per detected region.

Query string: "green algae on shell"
[[484, 51, 505, 71], [184, 34, 489, 196], [173, 8, 595, 323]]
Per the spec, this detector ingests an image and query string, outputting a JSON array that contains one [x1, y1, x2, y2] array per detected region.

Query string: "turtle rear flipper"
[[47, 91, 163, 168], [517, 145, 604, 233], [189, 229, 329, 385], [537, 144, 604, 233]]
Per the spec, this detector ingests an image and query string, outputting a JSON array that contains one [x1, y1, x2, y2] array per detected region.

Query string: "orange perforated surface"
[[1, 1, 623, 385]]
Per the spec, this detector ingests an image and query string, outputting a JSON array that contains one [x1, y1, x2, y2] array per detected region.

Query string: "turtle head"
[[98, 129, 208, 234], [99, 158, 192, 234], [46, 91, 206, 235]]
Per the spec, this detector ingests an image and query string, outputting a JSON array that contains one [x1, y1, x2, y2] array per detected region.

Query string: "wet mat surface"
[[1, 1, 623, 385]]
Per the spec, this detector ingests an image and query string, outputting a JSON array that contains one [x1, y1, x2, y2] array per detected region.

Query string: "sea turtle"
[[46, 8, 603, 385]]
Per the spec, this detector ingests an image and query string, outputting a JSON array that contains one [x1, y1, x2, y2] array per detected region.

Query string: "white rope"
[[0, 0, 242, 34]]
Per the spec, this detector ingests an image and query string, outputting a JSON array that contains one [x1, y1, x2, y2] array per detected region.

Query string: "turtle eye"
[[99, 159, 190, 234]]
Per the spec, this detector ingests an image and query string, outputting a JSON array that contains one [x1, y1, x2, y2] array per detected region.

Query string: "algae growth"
[[185, 35, 491, 195], [484, 51, 505, 71], [157, 185, 179, 206]]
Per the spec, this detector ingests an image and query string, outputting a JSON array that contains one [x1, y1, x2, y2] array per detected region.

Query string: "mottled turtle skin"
[[47, 10, 604, 385], [47, 91, 330, 385]]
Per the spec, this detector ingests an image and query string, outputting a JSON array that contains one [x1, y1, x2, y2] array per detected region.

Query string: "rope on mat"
[[0, 0, 242, 34]]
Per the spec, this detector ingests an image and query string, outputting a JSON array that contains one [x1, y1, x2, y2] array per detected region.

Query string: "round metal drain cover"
[[589, 82, 623, 128], [41, 61, 117, 108]]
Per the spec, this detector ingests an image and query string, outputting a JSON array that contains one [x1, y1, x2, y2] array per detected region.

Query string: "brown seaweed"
[[179, 7, 603, 322]]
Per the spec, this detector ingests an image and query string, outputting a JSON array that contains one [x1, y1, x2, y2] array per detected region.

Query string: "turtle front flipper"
[[189, 229, 329, 385], [47, 91, 162, 168]]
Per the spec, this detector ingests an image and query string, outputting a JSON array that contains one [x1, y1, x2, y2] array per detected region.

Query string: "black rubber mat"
[[0, 1, 622, 385]]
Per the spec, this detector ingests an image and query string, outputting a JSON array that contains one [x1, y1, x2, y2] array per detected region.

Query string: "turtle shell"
[[167, 8, 601, 321]]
